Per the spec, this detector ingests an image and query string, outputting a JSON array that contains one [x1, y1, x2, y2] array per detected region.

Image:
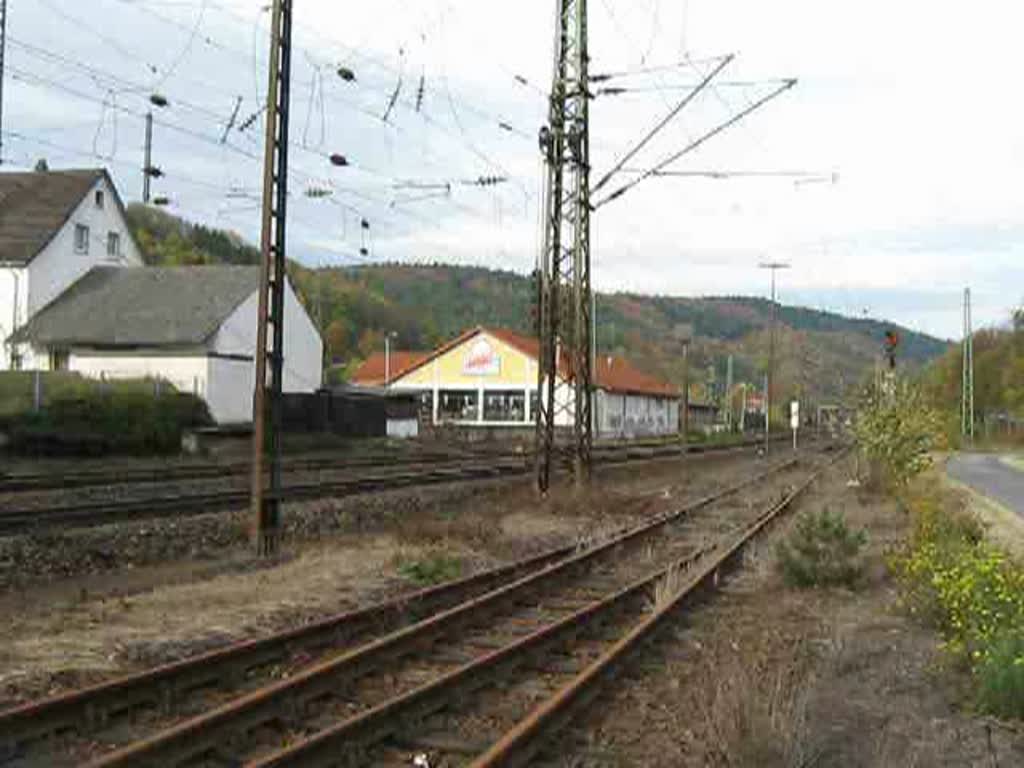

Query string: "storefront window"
[[483, 390, 526, 422], [438, 390, 478, 421]]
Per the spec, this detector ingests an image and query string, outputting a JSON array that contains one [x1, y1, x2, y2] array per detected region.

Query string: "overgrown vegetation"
[[396, 553, 463, 586], [892, 482, 1024, 719], [777, 507, 868, 588], [4, 389, 212, 455], [854, 379, 944, 488]]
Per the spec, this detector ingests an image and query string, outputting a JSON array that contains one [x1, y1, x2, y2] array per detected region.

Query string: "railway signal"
[[883, 329, 899, 369]]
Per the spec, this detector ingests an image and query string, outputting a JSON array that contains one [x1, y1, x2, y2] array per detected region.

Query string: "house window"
[[438, 390, 478, 422], [483, 390, 525, 422], [107, 232, 121, 259], [95, 189, 105, 208], [49, 349, 70, 371], [74, 224, 90, 254]]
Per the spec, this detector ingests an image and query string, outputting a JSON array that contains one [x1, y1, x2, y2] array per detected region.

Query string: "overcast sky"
[[8, 0, 1024, 339]]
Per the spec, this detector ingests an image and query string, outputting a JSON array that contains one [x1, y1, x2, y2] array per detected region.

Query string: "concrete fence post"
[[33, 370, 42, 412]]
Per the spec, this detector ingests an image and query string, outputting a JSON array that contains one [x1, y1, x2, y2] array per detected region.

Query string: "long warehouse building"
[[353, 326, 680, 439]]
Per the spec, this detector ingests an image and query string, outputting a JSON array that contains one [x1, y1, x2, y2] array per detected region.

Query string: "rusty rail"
[[470, 449, 848, 768]]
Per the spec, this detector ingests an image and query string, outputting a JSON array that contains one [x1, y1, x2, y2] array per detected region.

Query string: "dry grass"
[[697, 643, 817, 768], [0, 537, 409, 693], [391, 509, 500, 551], [651, 563, 688, 610]]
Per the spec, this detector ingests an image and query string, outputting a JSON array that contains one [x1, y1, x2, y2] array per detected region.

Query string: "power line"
[[592, 53, 733, 193], [594, 77, 797, 209]]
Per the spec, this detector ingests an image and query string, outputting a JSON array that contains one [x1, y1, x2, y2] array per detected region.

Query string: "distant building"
[[1, 168, 323, 423], [377, 326, 680, 439]]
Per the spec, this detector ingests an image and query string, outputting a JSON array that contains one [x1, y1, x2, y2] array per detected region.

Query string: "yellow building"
[[360, 326, 680, 437]]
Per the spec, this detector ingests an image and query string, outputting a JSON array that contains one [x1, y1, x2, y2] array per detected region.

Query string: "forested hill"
[[125, 207, 950, 402]]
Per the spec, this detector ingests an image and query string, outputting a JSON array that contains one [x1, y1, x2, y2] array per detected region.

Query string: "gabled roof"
[[0, 169, 112, 266], [594, 355, 679, 398], [11, 265, 260, 348], [390, 325, 679, 398], [350, 350, 430, 386]]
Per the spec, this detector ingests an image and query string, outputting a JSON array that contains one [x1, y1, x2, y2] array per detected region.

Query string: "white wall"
[[210, 278, 323, 421], [0, 267, 28, 369], [206, 356, 254, 423], [212, 279, 323, 393], [596, 389, 679, 438], [69, 352, 208, 396], [27, 174, 142, 318]]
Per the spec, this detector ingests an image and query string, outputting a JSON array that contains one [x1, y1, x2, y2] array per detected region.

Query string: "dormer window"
[[95, 189, 105, 208]]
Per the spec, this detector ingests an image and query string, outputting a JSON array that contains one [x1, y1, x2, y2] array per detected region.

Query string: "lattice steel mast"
[[535, 0, 593, 494], [250, 0, 293, 556], [961, 287, 974, 444]]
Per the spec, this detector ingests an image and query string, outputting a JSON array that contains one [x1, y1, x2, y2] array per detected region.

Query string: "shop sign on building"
[[463, 338, 501, 376]]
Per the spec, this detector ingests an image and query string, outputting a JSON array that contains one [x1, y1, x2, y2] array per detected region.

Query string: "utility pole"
[[250, 0, 293, 557], [674, 324, 693, 451], [962, 287, 975, 444], [725, 354, 734, 430], [535, 0, 593, 494], [0, 0, 7, 166], [143, 112, 153, 203], [759, 261, 789, 454]]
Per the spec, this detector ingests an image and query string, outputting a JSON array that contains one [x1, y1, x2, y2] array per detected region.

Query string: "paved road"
[[947, 453, 1024, 518]]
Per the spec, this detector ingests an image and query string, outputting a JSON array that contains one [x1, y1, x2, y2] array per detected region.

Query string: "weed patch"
[[777, 507, 868, 588], [396, 553, 463, 586], [892, 480, 1024, 720]]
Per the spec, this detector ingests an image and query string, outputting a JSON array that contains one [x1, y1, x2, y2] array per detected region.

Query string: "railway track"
[[0, 434, 774, 494], [0, 451, 820, 767], [0, 438, 789, 535]]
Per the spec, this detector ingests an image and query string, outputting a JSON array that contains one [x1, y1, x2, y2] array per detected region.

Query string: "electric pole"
[[0, 0, 7, 166], [962, 287, 974, 445], [250, 0, 294, 556], [759, 261, 789, 454], [143, 112, 153, 203], [535, 0, 593, 494], [725, 354, 734, 430]]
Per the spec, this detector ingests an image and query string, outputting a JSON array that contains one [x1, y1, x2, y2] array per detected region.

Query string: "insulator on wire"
[[360, 218, 370, 230], [329, 154, 349, 167], [337, 66, 356, 82], [144, 166, 164, 178], [152, 196, 171, 206], [149, 93, 170, 108], [359, 247, 369, 256]]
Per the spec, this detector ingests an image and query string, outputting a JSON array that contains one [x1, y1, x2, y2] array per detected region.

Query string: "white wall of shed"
[[206, 356, 253, 423], [211, 279, 323, 398], [596, 389, 679, 438], [69, 352, 208, 397], [26, 174, 142, 318]]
